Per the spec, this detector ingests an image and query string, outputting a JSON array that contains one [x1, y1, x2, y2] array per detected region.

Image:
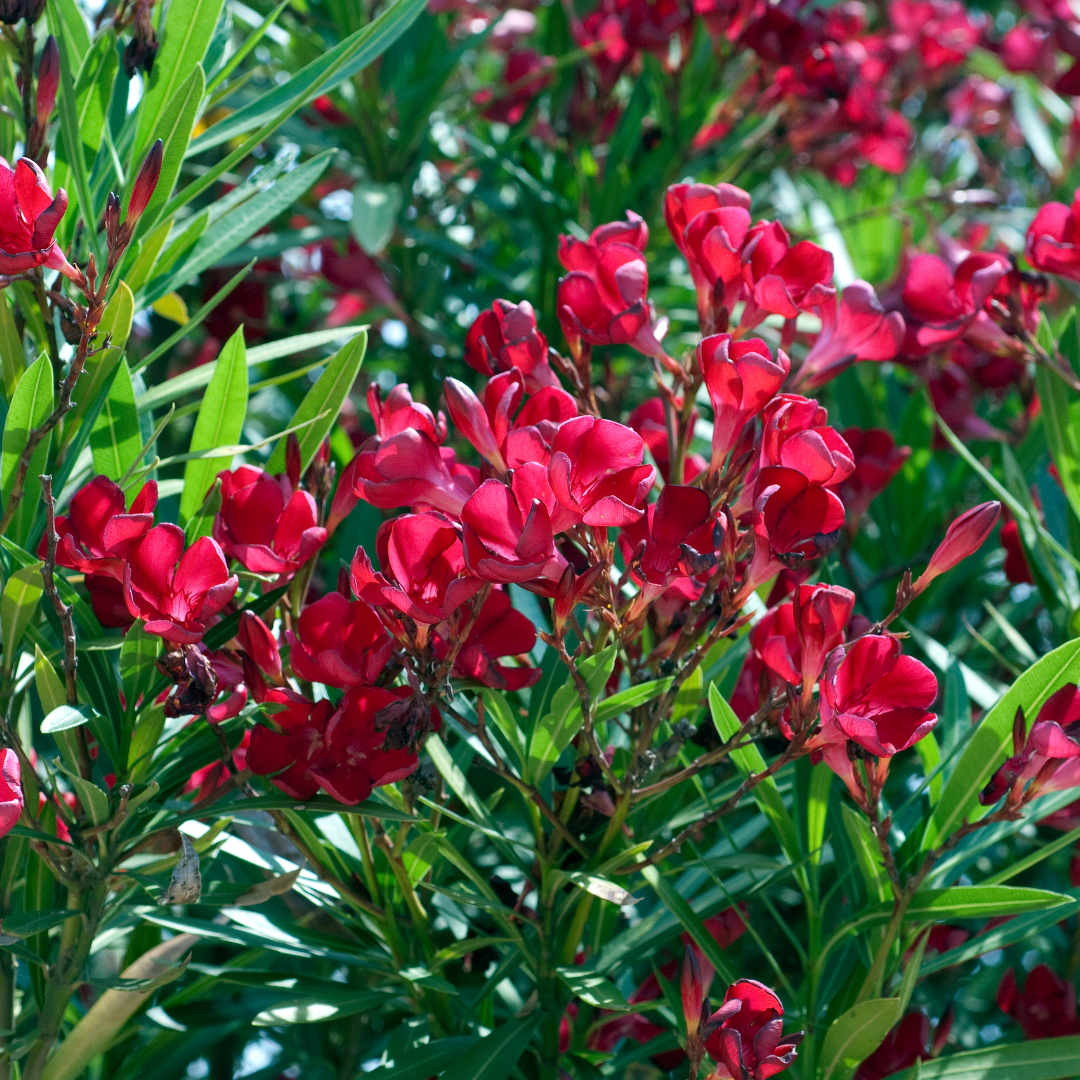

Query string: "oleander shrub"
[[8, 1, 1080, 1079]]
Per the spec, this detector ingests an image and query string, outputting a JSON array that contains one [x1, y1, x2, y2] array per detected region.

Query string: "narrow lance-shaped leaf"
[[1, 354, 54, 547], [179, 327, 248, 525], [90, 359, 142, 485]]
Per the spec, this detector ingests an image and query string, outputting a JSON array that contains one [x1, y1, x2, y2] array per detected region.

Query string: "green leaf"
[[891, 1036, 1080, 1080], [1, 353, 54, 546], [131, 65, 206, 240], [351, 180, 403, 255], [71, 777, 109, 826], [921, 896, 1080, 974], [638, 863, 738, 987], [708, 682, 802, 872], [480, 688, 526, 763], [41, 704, 98, 733], [361, 1038, 480, 1080], [188, 0, 428, 155], [137, 326, 365, 411], [0, 291, 24, 401], [130, 0, 224, 172], [120, 621, 161, 715], [46, 0, 90, 67], [90, 359, 142, 482], [252, 991, 389, 1026], [179, 327, 247, 524], [558, 966, 629, 1010], [147, 153, 333, 306], [841, 803, 889, 905], [264, 330, 367, 474], [34, 646, 65, 714], [120, 216, 174, 296], [926, 639, 1080, 847], [48, 0, 102, 265], [185, 478, 222, 545], [527, 645, 617, 784], [438, 1017, 539, 1080], [52, 30, 117, 248], [821, 998, 900, 1080], [903, 885, 1071, 920], [0, 909, 79, 938], [594, 677, 674, 723], [1036, 312, 1080, 524], [1, 566, 44, 675], [1013, 78, 1063, 179]]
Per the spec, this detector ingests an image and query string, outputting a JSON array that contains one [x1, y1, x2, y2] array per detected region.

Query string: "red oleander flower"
[[739, 469, 846, 598], [464, 299, 558, 392], [837, 428, 911, 524], [681, 203, 753, 318], [40, 477, 158, 627], [285, 591, 393, 688], [123, 527, 238, 644], [760, 584, 856, 693], [368, 382, 446, 443], [900, 253, 1007, 356], [0, 750, 22, 841], [473, 49, 555, 125], [186, 730, 249, 801], [351, 511, 483, 625], [888, 0, 981, 70], [237, 610, 281, 680], [698, 335, 789, 470], [1026, 191, 1080, 283], [548, 415, 654, 527], [915, 501, 1001, 589], [797, 283, 905, 389], [461, 471, 568, 590], [628, 397, 706, 482], [432, 589, 539, 690], [248, 686, 424, 804], [998, 965, 1080, 1039], [623, 484, 715, 613], [354, 426, 478, 518], [758, 396, 855, 491], [980, 685, 1080, 806], [812, 634, 937, 800], [0, 157, 82, 282], [742, 235, 835, 327], [853, 1011, 930, 1080], [703, 980, 802, 1080], [557, 212, 668, 359], [214, 465, 327, 576]]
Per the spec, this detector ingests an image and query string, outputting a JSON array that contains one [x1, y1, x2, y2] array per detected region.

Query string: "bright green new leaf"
[[180, 328, 248, 524], [71, 778, 109, 826], [0, 290, 24, 401], [1, 566, 44, 675], [91, 360, 142, 483], [34, 647, 65, 715], [351, 180, 403, 254], [41, 705, 98, 734], [1, 353, 54, 546], [926, 639, 1080, 847], [66, 283, 132, 441], [821, 998, 900, 1080], [902, 885, 1071, 920], [594, 677, 674, 723], [265, 330, 368, 474]]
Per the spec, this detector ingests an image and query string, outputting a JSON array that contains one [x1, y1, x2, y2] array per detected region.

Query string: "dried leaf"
[[159, 833, 202, 905], [234, 866, 302, 907]]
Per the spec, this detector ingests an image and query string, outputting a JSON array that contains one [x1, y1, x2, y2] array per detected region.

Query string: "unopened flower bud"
[[681, 945, 705, 1039], [915, 501, 1001, 590], [286, 431, 302, 490], [127, 138, 163, 225], [104, 190, 121, 244], [36, 36, 58, 128], [443, 376, 506, 472], [237, 610, 281, 679]]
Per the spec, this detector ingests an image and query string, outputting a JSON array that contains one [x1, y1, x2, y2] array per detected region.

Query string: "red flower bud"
[[915, 501, 1001, 589], [0, 750, 22, 841], [237, 610, 281, 679], [36, 36, 58, 128], [681, 945, 706, 1039], [444, 377, 507, 473], [128, 138, 163, 224]]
